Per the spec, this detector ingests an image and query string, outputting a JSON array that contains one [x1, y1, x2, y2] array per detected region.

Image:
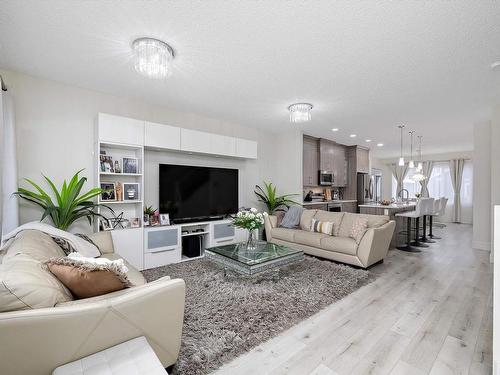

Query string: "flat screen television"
[[159, 164, 239, 223]]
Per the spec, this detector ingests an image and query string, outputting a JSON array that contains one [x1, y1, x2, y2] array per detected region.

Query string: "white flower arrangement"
[[232, 208, 265, 230]]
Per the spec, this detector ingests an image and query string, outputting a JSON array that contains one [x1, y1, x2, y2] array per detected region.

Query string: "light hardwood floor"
[[213, 224, 493, 375]]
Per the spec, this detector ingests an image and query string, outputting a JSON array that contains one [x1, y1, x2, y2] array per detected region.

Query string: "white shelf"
[[100, 200, 142, 204], [181, 231, 209, 237], [100, 172, 143, 176]]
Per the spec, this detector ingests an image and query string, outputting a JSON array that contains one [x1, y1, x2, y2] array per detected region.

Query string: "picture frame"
[[100, 155, 114, 173], [130, 217, 141, 228], [143, 214, 150, 226], [100, 218, 112, 231], [150, 215, 160, 226], [100, 182, 116, 201], [159, 213, 170, 226], [122, 157, 138, 174], [123, 182, 140, 201]]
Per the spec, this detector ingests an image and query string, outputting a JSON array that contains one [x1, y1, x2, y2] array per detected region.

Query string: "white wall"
[[0, 69, 288, 231], [473, 121, 492, 251]]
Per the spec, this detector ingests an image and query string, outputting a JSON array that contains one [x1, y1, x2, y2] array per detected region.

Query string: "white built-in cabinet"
[[144, 121, 181, 150], [98, 113, 144, 146], [95, 112, 257, 270]]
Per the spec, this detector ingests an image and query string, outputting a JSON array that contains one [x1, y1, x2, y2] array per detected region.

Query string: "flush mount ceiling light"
[[288, 103, 313, 123], [377, 143, 384, 147], [365, 139, 372, 143], [398, 124, 406, 166], [349, 134, 357, 138], [132, 37, 175, 79], [331, 128, 339, 132]]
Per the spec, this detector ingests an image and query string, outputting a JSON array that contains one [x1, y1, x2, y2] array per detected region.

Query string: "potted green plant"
[[254, 182, 299, 214], [14, 169, 112, 231]]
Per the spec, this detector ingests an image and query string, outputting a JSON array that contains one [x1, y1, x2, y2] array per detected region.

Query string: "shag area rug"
[[142, 256, 371, 375]]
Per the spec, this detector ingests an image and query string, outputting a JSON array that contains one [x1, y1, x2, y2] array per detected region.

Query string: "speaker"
[[182, 235, 203, 258]]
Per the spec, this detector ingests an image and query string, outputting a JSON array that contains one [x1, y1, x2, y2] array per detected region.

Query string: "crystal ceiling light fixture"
[[408, 130, 415, 169], [132, 37, 175, 79], [398, 125, 406, 166], [288, 103, 313, 123]]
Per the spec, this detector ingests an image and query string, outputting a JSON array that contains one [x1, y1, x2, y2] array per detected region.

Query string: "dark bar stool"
[[395, 199, 425, 252], [420, 198, 436, 243]]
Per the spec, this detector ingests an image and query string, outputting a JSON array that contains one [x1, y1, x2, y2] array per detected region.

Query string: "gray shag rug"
[[142, 256, 371, 375]]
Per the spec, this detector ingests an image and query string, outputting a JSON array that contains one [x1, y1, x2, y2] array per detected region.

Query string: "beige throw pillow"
[[349, 218, 369, 244], [46, 254, 132, 299], [310, 218, 335, 236]]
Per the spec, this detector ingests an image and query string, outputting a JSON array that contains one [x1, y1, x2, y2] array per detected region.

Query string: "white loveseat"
[[0, 230, 185, 375], [264, 210, 395, 268]]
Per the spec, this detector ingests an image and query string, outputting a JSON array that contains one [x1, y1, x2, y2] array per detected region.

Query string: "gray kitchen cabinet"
[[332, 144, 347, 187], [341, 202, 358, 213], [356, 147, 370, 173], [319, 139, 334, 172], [303, 136, 319, 186]]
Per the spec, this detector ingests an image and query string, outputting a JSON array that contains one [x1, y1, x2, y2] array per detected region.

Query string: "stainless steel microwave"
[[319, 170, 334, 186]]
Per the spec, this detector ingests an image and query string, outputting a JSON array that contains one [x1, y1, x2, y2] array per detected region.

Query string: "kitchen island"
[[302, 200, 358, 213], [359, 202, 416, 247]]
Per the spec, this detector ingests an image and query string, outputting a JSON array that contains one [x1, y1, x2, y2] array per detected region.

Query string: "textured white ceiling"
[[1, 1, 500, 157]]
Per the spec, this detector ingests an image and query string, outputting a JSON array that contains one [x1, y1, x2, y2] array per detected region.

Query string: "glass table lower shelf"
[[205, 241, 304, 278]]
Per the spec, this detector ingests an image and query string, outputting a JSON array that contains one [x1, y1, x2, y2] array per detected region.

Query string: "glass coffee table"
[[205, 241, 304, 279]]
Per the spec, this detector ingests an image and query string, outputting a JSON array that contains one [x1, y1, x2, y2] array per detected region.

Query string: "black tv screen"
[[159, 164, 239, 223]]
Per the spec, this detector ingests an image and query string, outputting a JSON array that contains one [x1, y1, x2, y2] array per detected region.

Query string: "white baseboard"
[[472, 240, 491, 251]]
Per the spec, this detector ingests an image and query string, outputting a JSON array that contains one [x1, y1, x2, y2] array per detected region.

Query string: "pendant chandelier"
[[408, 130, 415, 168], [288, 103, 313, 123], [398, 125, 405, 166], [412, 135, 425, 181]]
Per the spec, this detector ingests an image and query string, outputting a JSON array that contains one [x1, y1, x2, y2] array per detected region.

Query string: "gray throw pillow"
[[280, 206, 304, 228]]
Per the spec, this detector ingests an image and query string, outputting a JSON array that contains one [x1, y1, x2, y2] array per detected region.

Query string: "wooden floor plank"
[[211, 224, 492, 375]]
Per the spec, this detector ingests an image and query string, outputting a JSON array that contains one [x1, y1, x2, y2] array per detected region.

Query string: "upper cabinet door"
[[319, 139, 334, 172], [356, 147, 370, 173], [180, 128, 212, 154], [235, 138, 258, 159], [98, 113, 144, 146], [144, 121, 181, 150], [211, 134, 236, 157]]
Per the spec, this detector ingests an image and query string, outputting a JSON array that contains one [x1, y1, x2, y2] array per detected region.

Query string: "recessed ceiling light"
[[331, 128, 339, 132], [132, 37, 175, 79], [377, 143, 384, 147], [349, 134, 357, 138], [491, 61, 500, 69], [365, 139, 372, 143]]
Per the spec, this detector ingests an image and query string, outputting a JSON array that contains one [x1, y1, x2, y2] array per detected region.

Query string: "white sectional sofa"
[[264, 209, 396, 268]]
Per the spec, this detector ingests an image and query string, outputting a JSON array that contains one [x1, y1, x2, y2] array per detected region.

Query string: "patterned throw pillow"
[[310, 218, 335, 236], [349, 218, 369, 244]]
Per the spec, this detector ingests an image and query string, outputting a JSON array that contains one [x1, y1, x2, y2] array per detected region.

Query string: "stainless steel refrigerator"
[[357, 171, 382, 206]]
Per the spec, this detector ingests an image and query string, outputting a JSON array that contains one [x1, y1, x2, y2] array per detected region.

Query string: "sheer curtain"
[[427, 161, 472, 224], [427, 162, 454, 222], [0, 86, 19, 237], [460, 160, 473, 224]]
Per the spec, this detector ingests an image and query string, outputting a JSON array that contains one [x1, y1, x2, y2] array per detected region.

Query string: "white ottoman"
[[53, 336, 167, 375]]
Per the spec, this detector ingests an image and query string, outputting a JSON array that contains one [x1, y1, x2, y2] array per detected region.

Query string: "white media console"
[[144, 220, 246, 269], [95, 112, 257, 270]]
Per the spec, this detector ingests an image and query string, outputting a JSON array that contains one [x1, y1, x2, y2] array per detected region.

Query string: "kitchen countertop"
[[302, 200, 357, 205], [358, 202, 416, 209]]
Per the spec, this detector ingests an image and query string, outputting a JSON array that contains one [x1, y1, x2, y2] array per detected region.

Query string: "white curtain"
[[419, 161, 434, 198], [390, 163, 409, 196], [0, 87, 19, 237], [449, 159, 465, 223]]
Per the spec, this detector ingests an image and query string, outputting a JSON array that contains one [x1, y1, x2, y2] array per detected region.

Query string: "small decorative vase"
[[245, 229, 257, 251]]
